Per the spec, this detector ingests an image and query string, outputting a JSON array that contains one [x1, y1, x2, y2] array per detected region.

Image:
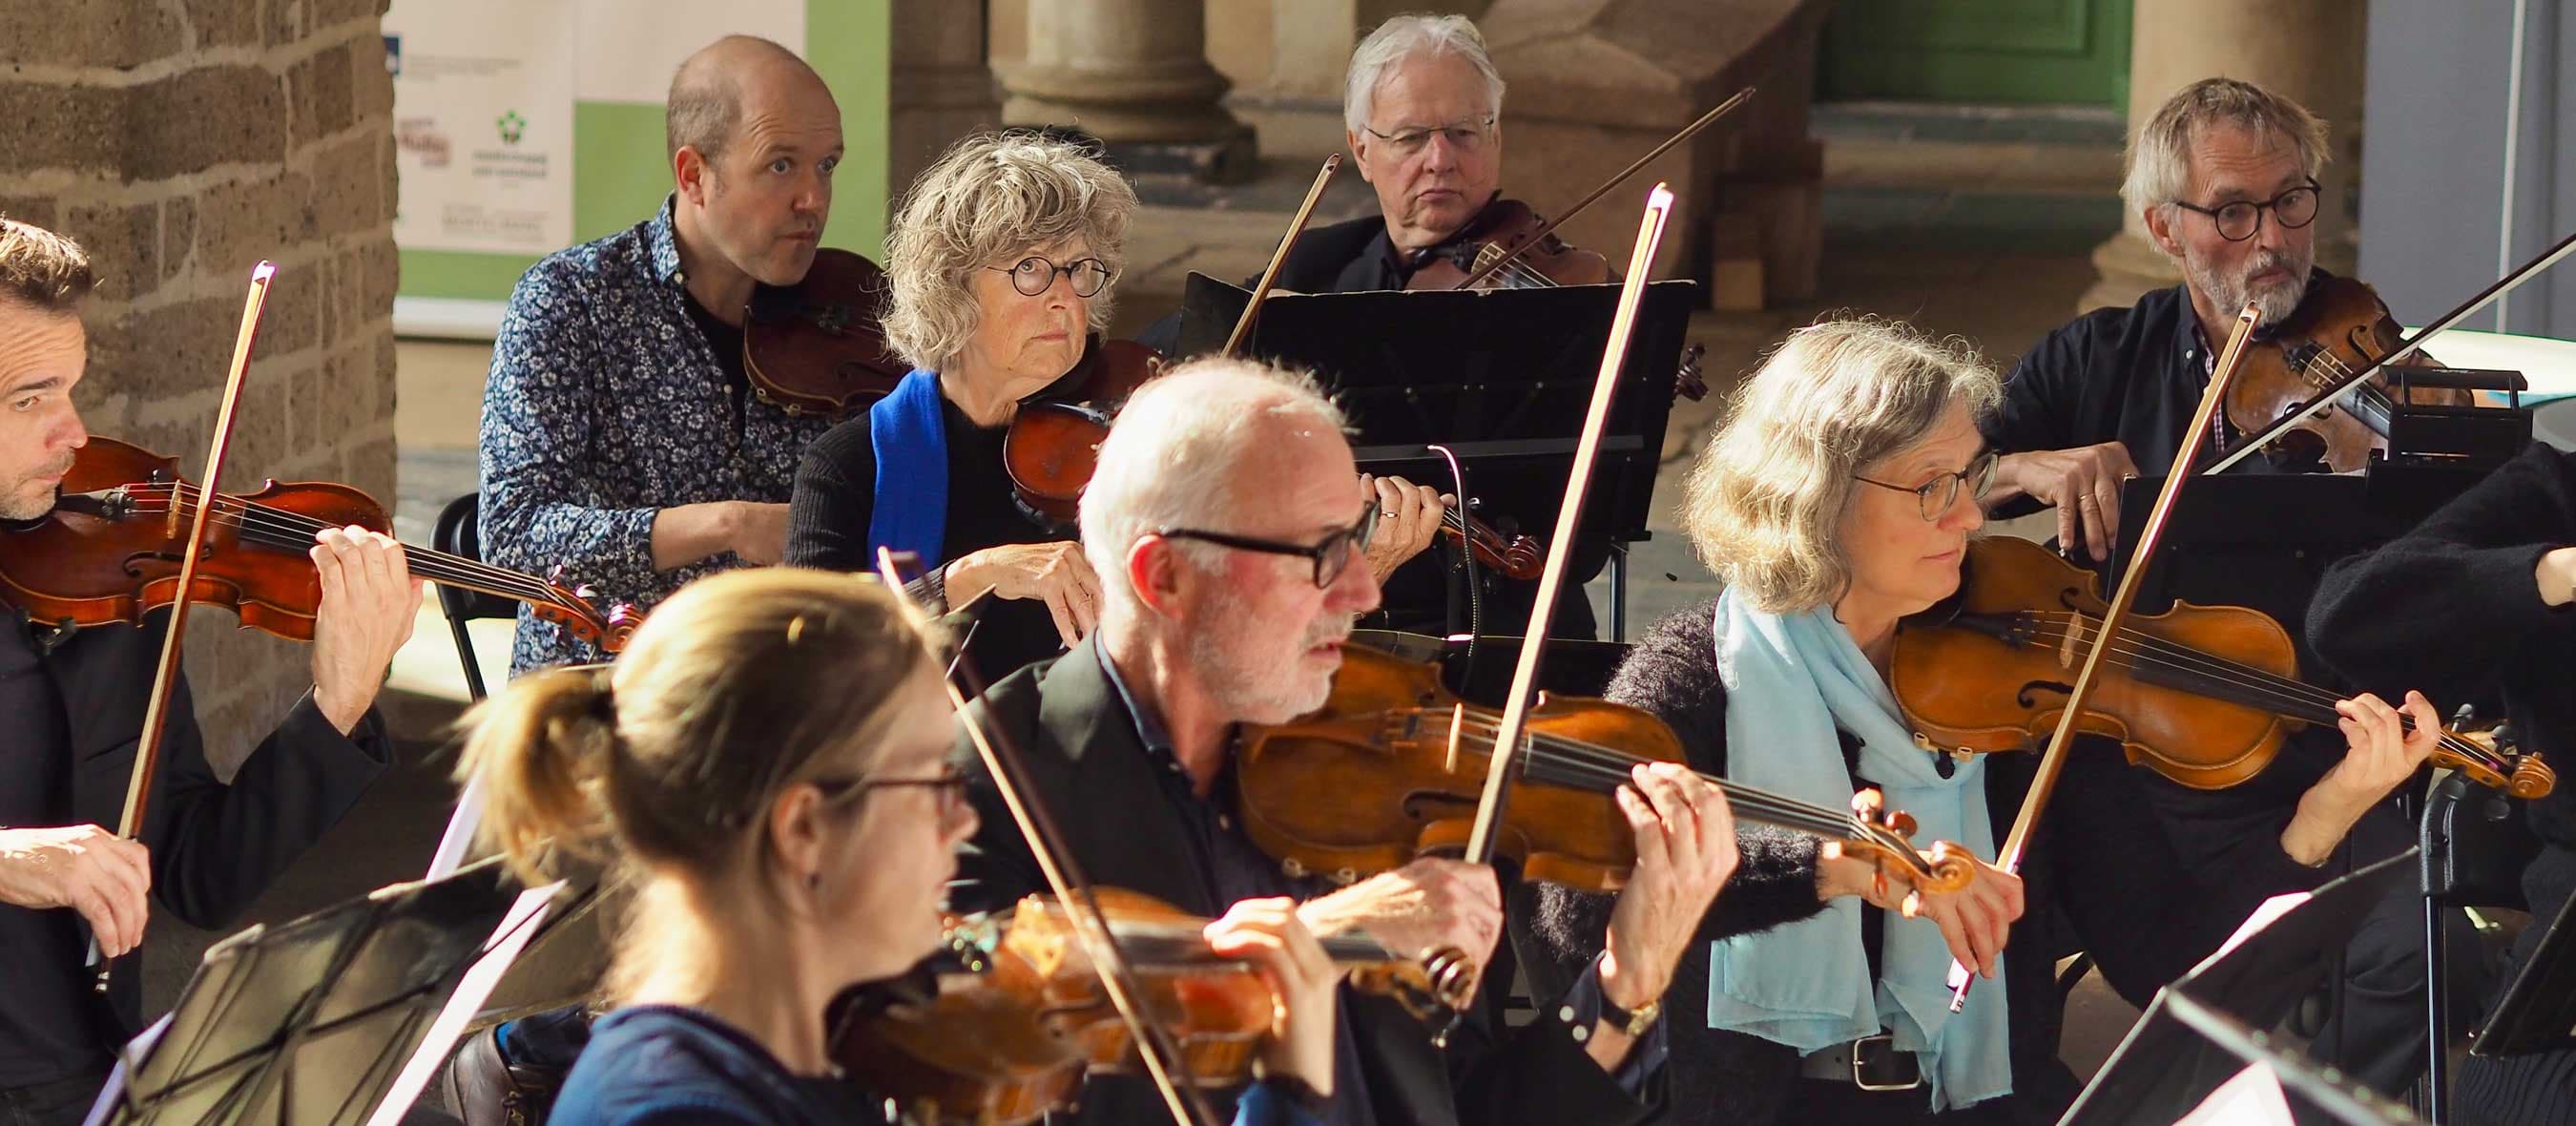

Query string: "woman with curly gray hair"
[[1527, 318, 2441, 1124], [786, 129, 1136, 685]]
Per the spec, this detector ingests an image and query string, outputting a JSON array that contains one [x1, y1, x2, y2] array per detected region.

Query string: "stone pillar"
[[0, 0, 402, 773], [999, 0, 1257, 181], [1479, 0, 1832, 305], [888, 0, 1001, 199], [2079, 0, 2366, 312]]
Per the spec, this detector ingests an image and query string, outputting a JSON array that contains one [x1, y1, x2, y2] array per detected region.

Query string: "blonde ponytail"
[[455, 665, 621, 884]]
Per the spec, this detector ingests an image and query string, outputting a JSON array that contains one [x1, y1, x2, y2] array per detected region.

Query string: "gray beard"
[[0, 484, 55, 521], [2188, 246, 2314, 329], [1187, 589, 1342, 725]]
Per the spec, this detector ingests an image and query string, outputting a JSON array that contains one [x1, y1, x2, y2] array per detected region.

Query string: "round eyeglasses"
[[1853, 449, 2000, 521], [989, 255, 1114, 298], [2172, 179, 2320, 242]]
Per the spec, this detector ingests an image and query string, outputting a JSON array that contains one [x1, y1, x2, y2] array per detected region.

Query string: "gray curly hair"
[[882, 131, 1138, 371], [1682, 319, 2001, 614]]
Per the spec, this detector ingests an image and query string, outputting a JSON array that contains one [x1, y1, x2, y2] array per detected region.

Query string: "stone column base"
[[2078, 228, 2183, 315], [1003, 62, 1258, 183]]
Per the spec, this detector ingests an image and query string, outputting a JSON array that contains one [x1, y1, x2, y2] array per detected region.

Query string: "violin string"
[[2022, 610, 2502, 767], [116, 486, 578, 609], [2017, 612, 2509, 774], [2020, 613, 2504, 772], [1411, 710, 1880, 839], [116, 483, 560, 598]]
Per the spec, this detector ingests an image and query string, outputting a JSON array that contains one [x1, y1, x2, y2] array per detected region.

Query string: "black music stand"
[[2061, 852, 2419, 1126], [85, 858, 572, 1126], [1174, 272, 1695, 639], [2470, 880, 2576, 1060]]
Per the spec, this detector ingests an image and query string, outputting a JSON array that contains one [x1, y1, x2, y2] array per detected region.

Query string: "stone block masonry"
[[0, 0, 402, 776]]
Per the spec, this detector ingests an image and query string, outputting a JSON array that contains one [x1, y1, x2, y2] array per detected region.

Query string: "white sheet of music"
[[364, 879, 569, 1126]]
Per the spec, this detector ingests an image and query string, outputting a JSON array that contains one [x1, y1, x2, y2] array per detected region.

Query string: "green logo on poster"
[[496, 110, 528, 144]]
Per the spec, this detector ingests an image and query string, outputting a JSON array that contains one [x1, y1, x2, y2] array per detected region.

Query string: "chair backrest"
[[2421, 771, 2541, 907], [433, 492, 521, 623]]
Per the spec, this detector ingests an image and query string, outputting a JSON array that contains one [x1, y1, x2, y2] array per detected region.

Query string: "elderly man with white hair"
[[949, 356, 1737, 1126], [1139, 12, 1605, 644], [1979, 77, 2455, 1099]]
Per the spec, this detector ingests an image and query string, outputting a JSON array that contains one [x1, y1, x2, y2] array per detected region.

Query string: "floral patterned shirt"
[[478, 198, 833, 674]]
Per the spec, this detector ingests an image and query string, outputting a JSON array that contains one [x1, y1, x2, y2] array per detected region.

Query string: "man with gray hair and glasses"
[[1140, 12, 1604, 644], [951, 356, 1737, 1126], [1978, 77, 2449, 1100]]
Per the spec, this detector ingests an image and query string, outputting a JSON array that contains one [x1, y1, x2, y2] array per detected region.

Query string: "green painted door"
[[1820, 0, 2132, 107]]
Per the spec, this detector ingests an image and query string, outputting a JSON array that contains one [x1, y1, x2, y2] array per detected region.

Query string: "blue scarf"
[[1705, 592, 2011, 1111], [865, 369, 948, 565]]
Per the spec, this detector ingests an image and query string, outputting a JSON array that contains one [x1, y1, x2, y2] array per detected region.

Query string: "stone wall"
[[0, 0, 402, 773]]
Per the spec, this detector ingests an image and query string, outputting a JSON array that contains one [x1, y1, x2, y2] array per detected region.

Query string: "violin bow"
[[1448, 88, 1752, 292], [93, 261, 277, 970], [1460, 185, 1675, 866], [871, 549, 1220, 1126], [2204, 226, 2576, 475], [1944, 302, 2264, 1014], [1222, 154, 1341, 357]]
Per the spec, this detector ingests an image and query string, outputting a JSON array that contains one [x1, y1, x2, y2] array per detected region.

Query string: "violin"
[[1232, 645, 1977, 893], [1889, 535, 2552, 797], [740, 246, 909, 418], [1002, 335, 1548, 580], [2228, 275, 2470, 472], [832, 887, 1471, 1125], [0, 436, 637, 653], [1405, 198, 1611, 291]]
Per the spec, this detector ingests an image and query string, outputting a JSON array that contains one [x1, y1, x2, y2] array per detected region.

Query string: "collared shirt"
[[478, 198, 834, 673], [1095, 649, 1663, 1115], [1983, 272, 2359, 486]]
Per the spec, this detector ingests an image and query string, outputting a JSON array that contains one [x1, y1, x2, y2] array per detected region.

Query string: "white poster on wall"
[[384, 0, 577, 255]]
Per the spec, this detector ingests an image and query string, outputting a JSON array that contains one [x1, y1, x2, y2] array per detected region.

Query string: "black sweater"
[[2309, 441, 2576, 982], [1524, 601, 2320, 1125], [784, 391, 1070, 687]]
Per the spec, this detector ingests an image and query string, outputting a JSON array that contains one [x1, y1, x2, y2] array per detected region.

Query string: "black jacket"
[[31, 612, 390, 1035], [949, 636, 1658, 1126], [2309, 440, 2576, 1002], [1527, 601, 2315, 1125]]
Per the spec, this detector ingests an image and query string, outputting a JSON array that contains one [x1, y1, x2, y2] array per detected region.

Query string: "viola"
[[1231, 644, 1977, 893], [1405, 198, 1612, 291], [1001, 335, 1548, 579], [832, 886, 1471, 1125], [1889, 535, 2552, 797], [0, 436, 637, 653], [2227, 275, 2471, 472], [740, 246, 909, 419]]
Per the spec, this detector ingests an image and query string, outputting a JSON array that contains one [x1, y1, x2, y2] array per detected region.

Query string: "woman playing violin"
[[788, 130, 1444, 686], [455, 567, 1346, 1125], [1529, 319, 2443, 1124]]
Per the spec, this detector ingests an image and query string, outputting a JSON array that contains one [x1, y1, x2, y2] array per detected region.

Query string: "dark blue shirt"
[[478, 198, 834, 674]]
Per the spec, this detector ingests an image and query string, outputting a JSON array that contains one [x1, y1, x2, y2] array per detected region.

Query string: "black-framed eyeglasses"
[[1158, 502, 1381, 590], [988, 255, 1114, 298], [2172, 178, 2320, 242], [1853, 449, 2000, 521], [815, 766, 970, 808], [1360, 115, 1496, 158]]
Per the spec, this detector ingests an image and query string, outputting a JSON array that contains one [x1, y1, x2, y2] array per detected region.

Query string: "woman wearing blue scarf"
[[1528, 319, 2442, 1124], [453, 569, 1346, 1125], [785, 130, 1452, 688]]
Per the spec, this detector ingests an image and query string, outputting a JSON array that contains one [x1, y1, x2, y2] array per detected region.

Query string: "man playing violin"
[[0, 218, 420, 1126], [1979, 78, 2447, 1096], [479, 33, 843, 676], [951, 356, 1739, 1126]]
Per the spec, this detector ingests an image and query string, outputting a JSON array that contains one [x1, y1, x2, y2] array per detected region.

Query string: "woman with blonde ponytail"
[[453, 568, 1343, 1125]]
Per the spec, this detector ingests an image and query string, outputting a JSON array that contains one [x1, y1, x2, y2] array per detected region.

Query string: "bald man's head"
[[666, 35, 831, 165]]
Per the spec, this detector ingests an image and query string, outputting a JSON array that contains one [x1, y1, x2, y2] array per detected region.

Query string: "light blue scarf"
[[1706, 592, 2011, 1111]]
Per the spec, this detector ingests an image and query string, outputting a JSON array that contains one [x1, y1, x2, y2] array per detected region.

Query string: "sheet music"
[[81, 1015, 171, 1126], [2175, 1065, 2298, 1126]]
